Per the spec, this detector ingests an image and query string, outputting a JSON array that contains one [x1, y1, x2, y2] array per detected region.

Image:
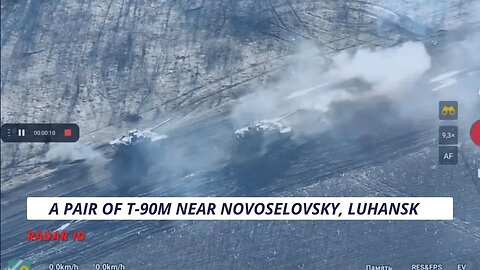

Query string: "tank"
[[230, 117, 296, 193], [108, 120, 170, 194], [233, 117, 293, 162]]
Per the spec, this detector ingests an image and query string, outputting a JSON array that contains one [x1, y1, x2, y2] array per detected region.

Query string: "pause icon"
[[18, 129, 26, 137]]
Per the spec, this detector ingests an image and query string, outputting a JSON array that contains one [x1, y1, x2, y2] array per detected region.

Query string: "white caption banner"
[[27, 197, 453, 221]]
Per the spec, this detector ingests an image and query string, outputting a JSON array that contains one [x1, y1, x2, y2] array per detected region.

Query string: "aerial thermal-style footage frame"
[[1, 0, 479, 269]]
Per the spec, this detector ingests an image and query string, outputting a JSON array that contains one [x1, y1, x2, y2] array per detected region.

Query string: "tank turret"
[[108, 119, 170, 194]]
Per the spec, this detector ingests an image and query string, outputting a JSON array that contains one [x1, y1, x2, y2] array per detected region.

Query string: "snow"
[[429, 70, 461, 83], [366, 4, 401, 22], [55, 222, 71, 232], [431, 78, 457, 91], [284, 83, 331, 100]]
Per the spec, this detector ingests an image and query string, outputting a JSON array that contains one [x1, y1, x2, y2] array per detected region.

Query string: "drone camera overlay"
[[1, 0, 479, 269]]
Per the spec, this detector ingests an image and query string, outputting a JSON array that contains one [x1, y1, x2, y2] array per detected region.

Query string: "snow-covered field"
[[1, 0, 480, 268]]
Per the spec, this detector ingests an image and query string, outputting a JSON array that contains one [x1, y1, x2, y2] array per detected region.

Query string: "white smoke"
[[46, 143, 105, 164], [326, 41, 431, 94], [231, 41, 432, 137], [46, 143, 109, 184]]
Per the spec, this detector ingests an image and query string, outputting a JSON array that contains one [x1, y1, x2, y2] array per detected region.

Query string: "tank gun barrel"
[[278, 110, 298, 121], [147, 118, 172, 132]]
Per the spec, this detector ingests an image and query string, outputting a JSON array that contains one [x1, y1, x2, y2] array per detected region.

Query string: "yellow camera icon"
[[442, 105, 456, 116]]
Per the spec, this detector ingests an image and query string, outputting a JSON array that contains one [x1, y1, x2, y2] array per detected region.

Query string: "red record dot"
[[471, 120, 480, 146]]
